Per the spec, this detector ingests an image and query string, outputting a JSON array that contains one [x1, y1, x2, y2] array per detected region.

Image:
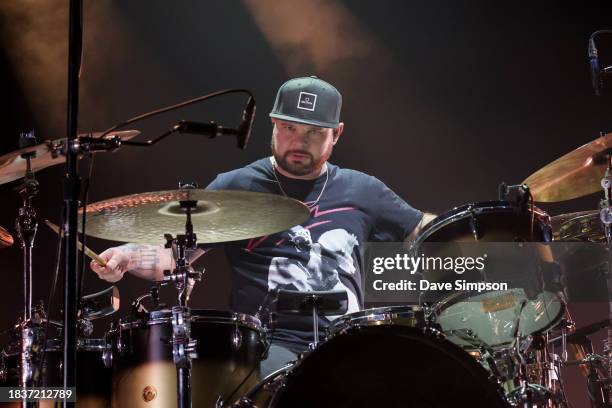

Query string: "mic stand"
[[62, 1, 83, 405], [599, 153, 612, 407], [14, 141, 40, 408], [162, 184, 203, 408]]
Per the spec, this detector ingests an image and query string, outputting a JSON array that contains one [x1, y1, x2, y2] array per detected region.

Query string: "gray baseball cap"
[[269, 76, 342, 128]]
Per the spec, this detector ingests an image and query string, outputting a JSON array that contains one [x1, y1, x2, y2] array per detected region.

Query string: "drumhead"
[[270, 325, 508, 408]]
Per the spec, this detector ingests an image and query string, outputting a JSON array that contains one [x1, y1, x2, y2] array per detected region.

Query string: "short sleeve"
[[205, 175, 222, 191], [369, 176, 423, 242], [205, 173, 233, 191]]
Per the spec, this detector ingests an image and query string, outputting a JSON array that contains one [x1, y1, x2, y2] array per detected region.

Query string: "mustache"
[[286, 150, 312, 157]]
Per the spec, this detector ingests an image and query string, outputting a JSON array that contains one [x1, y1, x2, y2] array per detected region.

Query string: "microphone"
[[176, 96, 256, 149], [589, 37, 603, 96], [236, 96, 256, 150]]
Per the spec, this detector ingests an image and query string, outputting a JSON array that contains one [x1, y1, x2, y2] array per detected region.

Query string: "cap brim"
[[269, 113, 339, 129]]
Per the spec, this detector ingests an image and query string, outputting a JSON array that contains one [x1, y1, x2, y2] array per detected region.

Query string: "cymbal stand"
[[162, 186, 203, 408], [599, 152, 612, 406], [14, 133, 40, 408]]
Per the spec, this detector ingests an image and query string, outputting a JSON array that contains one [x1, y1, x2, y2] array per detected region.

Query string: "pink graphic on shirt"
[[245, 205, 356, 252]]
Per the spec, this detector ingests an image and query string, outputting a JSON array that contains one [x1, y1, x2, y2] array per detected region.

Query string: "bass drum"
[[244, 306, 509, 408], [413, 201, 565, 348]]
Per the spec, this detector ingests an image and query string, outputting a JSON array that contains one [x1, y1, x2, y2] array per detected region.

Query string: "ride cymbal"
[[82, 189, 311, 244]]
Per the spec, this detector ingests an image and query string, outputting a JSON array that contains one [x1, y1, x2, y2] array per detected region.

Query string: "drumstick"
[[44, 220, 107, 267]]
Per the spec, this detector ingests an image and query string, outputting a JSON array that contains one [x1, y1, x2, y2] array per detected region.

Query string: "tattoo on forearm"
[[123, 244, 161, 271]]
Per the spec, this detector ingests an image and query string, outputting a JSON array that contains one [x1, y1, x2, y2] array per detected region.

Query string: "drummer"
[[90, 76, 435, 375]]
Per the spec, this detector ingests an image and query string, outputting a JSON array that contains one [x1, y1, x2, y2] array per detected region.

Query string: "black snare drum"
[[110, 309, 267, 408]]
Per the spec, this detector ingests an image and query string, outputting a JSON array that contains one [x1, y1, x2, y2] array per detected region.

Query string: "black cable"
[[78, 154, 95, 303], [38, 204, 65, 386], [95, 88, 253, 140]]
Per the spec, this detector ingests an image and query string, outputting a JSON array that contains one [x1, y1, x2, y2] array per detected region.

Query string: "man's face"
[[271, 119, 343, 178]]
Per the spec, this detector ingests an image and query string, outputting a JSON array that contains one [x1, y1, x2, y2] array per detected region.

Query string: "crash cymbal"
[[551, 210, 604, 242], [523, 133, 612, 202], [0, 226, 14, 248], [82, 189, 311, 244], [0, 130, 140, 185]]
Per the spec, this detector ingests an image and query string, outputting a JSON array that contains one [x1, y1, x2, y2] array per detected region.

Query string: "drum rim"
[[414, 200, 551, 246], [118, 309, 264, 333], [327, 305, 424, 335]]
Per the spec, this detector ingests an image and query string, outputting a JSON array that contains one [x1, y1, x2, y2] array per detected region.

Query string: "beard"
[[271, 141, 332, 177]]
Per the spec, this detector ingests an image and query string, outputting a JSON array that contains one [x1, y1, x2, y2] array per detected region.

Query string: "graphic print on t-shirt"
[[268, 225, 360, 313]]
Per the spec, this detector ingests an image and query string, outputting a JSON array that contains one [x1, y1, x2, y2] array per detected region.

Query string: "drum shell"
[[0, 339, 111, 408], [111, 309, 267, 408], [265, 325, 508, 408]]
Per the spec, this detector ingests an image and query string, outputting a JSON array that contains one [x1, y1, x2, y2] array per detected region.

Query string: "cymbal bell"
[[0, 130, 140, 185], [523, 133, 612, 202], [0, 226, 14, 249], [82, 189, 311, 245]]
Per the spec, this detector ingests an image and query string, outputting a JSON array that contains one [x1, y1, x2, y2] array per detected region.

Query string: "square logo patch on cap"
[[297, 92, 317, 111]]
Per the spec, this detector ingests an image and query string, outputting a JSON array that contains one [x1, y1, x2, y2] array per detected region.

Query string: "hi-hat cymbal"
[[82, 189, 311, 244], [0, 130, 140, 185], [0, 226, 14, 248], [523, 133, 612, 202]]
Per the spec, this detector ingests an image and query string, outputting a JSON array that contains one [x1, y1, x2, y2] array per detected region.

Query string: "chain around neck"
[[270, 157, 329, 208]]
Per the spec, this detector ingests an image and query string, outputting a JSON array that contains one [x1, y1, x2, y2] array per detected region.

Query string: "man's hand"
[[90, 247, 131, 282], [90, 244, 172, 282]]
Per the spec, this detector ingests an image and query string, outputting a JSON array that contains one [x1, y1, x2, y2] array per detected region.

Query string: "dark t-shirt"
[[206, 157, 423, 349]]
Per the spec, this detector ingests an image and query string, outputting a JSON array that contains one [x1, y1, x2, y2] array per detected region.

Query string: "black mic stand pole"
[[62, 0, 82, 406]]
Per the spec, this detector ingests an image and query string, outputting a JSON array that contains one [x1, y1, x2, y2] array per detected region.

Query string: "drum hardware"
[[468, 205, 481, 240], [0, 130, 141, 187], [79, 285, 120, 320], [11, 131, 43, 402], [158, 184, 204, 408], [131, 283, 167, 314], [275, 289, 348, 349]]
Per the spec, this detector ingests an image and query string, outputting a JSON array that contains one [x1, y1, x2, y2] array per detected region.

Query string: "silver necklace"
[[271, 157, 329, 208]]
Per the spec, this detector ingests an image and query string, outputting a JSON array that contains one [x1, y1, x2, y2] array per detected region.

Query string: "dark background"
[[1, 2, 612, 406]]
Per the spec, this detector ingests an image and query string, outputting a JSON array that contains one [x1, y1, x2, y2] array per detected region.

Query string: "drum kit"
[[2, 129, 612, 408]]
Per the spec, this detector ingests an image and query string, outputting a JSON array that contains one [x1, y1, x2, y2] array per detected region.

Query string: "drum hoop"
[[118, 309, 264, 334], [328, 305, 424, 335], [415, 201, 550, 246]]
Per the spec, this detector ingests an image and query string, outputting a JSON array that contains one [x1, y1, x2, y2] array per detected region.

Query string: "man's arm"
[[405, 212, 437, 244], [90, 244, 174, 282]]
